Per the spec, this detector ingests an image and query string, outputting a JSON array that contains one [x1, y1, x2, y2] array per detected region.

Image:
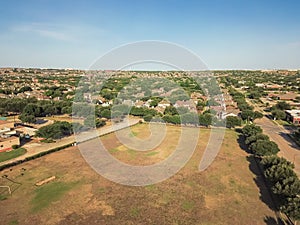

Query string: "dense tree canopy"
[[226, 116, 242, 128], [36, 121, 73, 139], [271, 109, 286, 120], [242, 124, 263, 137], [250, 140, 279, 156]]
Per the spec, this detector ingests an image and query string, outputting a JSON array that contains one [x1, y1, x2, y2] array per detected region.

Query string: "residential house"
[[285, 110, 300, 125], [157, 99, 171, 109], [278, 92, 297, 101]]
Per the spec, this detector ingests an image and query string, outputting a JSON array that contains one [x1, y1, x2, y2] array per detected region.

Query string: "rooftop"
[[286, 110, 300, 117]]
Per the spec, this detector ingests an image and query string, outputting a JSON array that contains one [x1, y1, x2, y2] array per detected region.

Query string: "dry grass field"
[[0, 123, 276, 225]]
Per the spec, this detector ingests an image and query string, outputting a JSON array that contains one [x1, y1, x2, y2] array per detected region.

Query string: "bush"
[[250, 140, 279, 156], [143, 114, 153, 122], [245, 133, 269, 145], [12, 144, 19, 149], [271, 109, 286, 120], [226, 116, 242, 128], [242, 124, 263, 137]]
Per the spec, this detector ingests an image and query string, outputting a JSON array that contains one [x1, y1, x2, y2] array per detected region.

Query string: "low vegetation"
[[31, 181, 77, 213], [0, 148, 26, 163]]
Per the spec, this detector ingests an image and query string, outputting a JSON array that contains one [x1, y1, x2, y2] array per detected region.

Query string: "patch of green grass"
[[229, 178, 247, 194], [129, 131, 138, 137], [145, 184, 156, 191], [127, 149, 137, 159], [129, 207, 140, 217], [40, 139, 55, 143], [0, 148, 27, 162], [146, 151, 159, 156], [98, 187, 106, 194], [31, 181, 77, 213], [276, 120, 292, 126], [186, 180, 196, 188], [181, 200, 195, 211], [109, 148, 119, 153], [0, 194, 7, 201], [8, 219, 19, 225]]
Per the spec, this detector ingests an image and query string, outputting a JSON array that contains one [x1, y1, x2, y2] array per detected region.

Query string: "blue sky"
[[1, 0, 300, 70]]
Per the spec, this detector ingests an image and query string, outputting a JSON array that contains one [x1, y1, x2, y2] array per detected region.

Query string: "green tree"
[[181, 113, 198, 125], [196, 100, 206, 111], [280, 197, 300, 222], [164, 106, 178, 115], [272, 176, 300, 196], [143, 114, 153, 122], [253, 111, 263, 120], [271, 109, 286, 120], [250, 140, 279, 156], [245, 133, 269, 145], [43, 104, 58, 116], [242, 124, 263, 137], [226, 116, 242, 128], [36, 121, 73, 139], [95, 119, 106, 128], [261, 156, 294, 171], [275, 101, 291, 110], [84, 115, 96, 128], [241, 110, 254, 121], [18, 86, 32, 93], [61, 106, 72, 114], [23, 103, 42, 117], [248, 91, 262, 99], [199, 113, 212, 127], [100, 109, 111, 119], [19, 113, 36, 124], [264, 164, 295, 183]]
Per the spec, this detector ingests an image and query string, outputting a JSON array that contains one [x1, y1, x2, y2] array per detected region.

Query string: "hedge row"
[[241, 124, 300, 222], [0, 142, 75, 171], [0, 121, 142, 171]]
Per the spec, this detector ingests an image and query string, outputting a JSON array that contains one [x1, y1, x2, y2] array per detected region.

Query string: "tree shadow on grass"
[[237, 134, 276, 211], [264, 216, 285, 225]]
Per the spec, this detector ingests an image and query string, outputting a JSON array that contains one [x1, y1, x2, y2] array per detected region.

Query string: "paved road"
[[244, 96, 300, 176], [255, 116, 300, 176], [0, 118, 140, 167]]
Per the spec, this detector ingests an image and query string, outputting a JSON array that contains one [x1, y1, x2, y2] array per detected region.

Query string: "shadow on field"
[[236, 133, 288, 225], [278, 131, 300, 150], [236, 133, 276, 211], [264, 216, 285, 225]]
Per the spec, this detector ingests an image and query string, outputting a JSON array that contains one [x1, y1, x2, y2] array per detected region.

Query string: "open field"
[[0, 124, 276, 225]]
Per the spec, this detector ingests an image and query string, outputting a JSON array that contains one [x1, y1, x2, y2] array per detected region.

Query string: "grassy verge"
[[0, 148, 27, 163], [31, 181, 77, 213], [275, 120, 294, 126]]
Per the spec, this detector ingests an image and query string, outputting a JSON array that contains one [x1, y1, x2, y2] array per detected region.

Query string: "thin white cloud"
[[12, 22, 75, 41]]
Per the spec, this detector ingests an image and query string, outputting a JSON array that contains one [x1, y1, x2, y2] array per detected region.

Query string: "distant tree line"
[[228, 88, 263, 122]]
